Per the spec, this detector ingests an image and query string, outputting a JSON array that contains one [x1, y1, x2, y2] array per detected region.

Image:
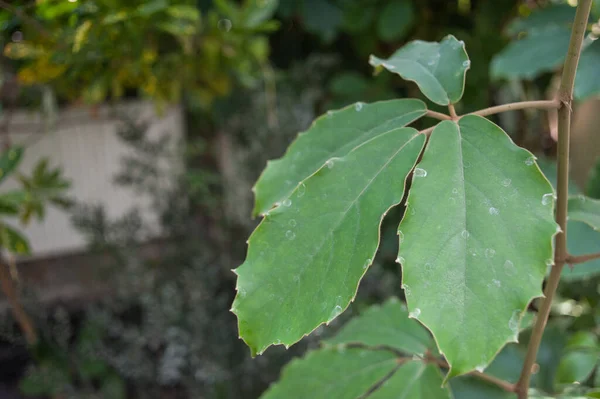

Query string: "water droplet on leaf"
[[354, 102, 364, 111], [409, 308, 421, 318], [502, 178, 512, 187], [285, 230, 296, 240], [525, 157, 535, 166], [283, 198, 292, 207], [401, 283, 411, 296], [461, 230, 470, 239], [542, 193, 554, 206], [489, 207, 499, 215], [289, 219, 297, 227], [398, 231, 404, 243], [463, 60, 471, 68], [297, 183, 306, 197], [485, 248, 496, 258], [218, 19, 232, 32], [414, 168, 427, 177]]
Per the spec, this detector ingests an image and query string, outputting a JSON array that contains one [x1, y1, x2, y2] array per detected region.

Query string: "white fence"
[[0, 101, 184, 258]]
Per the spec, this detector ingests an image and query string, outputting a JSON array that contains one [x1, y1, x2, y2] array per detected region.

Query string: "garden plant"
[[232, 1, 600, 398]]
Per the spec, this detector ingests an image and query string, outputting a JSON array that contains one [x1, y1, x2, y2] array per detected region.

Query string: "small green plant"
[[233, 2, 600, 398]]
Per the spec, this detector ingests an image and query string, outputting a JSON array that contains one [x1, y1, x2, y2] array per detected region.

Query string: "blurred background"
[[0, 0, 598, 398]]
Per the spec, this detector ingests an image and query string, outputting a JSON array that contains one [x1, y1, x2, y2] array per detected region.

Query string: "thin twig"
[[566, 252, 600, 265], [418, 126, 435, 136], [425, 110, 452, 121], [469, 100, 560, 118], [515, 2, 593, 398], [430, 356, 515, 393], [0, 260, 37, 345], [448, 104, 458, 120]]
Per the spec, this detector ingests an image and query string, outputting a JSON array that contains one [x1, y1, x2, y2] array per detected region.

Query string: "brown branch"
[[428, 356, 515, 393], [469, 100, 560, 118], [0, 260, 37, 345], [566, 252, 600, 265], [448, 104, 458, 120], [515, 1, 593, 398], [425, 110, 452, 121]]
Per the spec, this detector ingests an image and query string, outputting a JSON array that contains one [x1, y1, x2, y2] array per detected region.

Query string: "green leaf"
[[491, 27, 570, 80], [234, 128, 426, 355], [166, 5, 201, 21], [0, 190, 27, 215], [252, 99, 426, 216], [376, 0, 414, 42], [0, 223, 31, 254], [369, 35, 470, 106], [300, 0, 343, 43], [505, 4, 577, 37], [575, 40, 600, 100], [0, 147, 23, 184], [260, 348, 398, 399], [397, 116, 557, 379], [557, 332, 599, 385], [135, 0, 169, 16], [369, 361, 452, 399], [325, 298, 432, 355], [586, 156, 600, 199], [244, 0, 278, 28], [562, 221, 600, 280], [568, 196, 600, 231]]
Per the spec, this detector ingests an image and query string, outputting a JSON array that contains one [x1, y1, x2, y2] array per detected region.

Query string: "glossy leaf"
[[325, 298, 432, 355], [0, 147, 24, 184], [568, 196, 600, 231], [234, 128, 426, 355], [575, 40, 600, 100], [369, 35, 470, 106], [491, 27, 570, 80], [252, 99, 426, 216], [397, 116, 557, 378], [369, 361, 451, 399], [260, 348, 398, 399]]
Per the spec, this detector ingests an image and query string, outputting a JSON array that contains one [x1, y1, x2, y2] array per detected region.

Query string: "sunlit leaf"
[[505, 4, 577, 37], [397, 116, 557, 378], [234, 128, 425, 355], [370, 35, 470, 105], [252, 99, 426, 216]]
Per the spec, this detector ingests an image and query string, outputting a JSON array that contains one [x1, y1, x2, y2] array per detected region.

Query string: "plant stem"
[[0, 0, 52, 40], [448, 104, 458, 120], [469, 100, 560, 118], [0, 261, 37, 346], [515, 1, 592, 398], [566, 252, 600, 265], [425, 110, 452, 121], [428, 356, 515, 393]]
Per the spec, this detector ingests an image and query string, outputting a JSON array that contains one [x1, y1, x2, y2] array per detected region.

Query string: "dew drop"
[[504, 260, 516, 276], [542, 193, 554, 206], [326, 159, 334, 169], [461, 230, 470, 239], [398, 231, 405, 243], [218, 19, 232, 32], [425, 262, 433, 272], [492, 279, 501, 287], [297, 183, 306, 198], [327, 110, 334, 118], [489, 207, 499, 215], [414, 168, 427, 177], [502, 178, 512, 187], [354, 102, 364, 111], [409, 308, 421, 318], [545, 258, 553, 266], [363, 258, 371, 269], [475, 364, 485, 373], [427, 60, 435, 66], [410, 207, 416, 216], [238, 288, 246, 298], [289, 219, 297, 227], [401, 283, 411, 296], [525, 157, 535, 166], [329, 305, 343, 321], [485, 248, 496, 258], [285, 230, 296, 240], [508, 309, 521, 333], [452, 188, 459, 194], [463, 60, 471, 68], [396, 256, 405, 264], [283, 198, 292, 207], [449, 197, 457, 205]]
